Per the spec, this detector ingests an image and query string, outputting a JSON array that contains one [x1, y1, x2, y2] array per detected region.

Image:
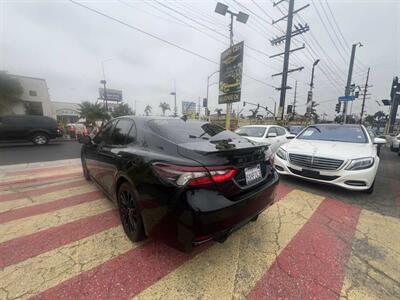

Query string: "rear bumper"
[[147, 171, 279, 252]]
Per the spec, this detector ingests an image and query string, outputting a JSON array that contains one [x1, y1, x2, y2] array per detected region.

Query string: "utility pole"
[[360, 67, 370, 123], [293, 80, 297, 118], [343, 43, 362, 123], [271, 0, 310, 121]]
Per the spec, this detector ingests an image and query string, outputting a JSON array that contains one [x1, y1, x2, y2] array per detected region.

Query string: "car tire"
[[117, 182, 145, 243], [31, 132, 49, 145], [81, 153, 91, 181], [365, 180, 375, 194]]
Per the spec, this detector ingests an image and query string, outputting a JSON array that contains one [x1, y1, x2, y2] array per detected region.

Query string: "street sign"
[[218, 41, 244, 104], [338, 95, 355, 102]]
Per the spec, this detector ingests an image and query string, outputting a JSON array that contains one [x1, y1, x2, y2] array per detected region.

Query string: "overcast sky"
[[1, 0, 399, 119]]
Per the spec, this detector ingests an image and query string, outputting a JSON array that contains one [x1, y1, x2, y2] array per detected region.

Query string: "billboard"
[[218, 41, 244, 104], [99, 88, 123, 102], [182, 101, 196, 115]]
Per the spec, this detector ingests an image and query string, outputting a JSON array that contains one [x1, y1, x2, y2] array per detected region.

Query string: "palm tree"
[[78, 101, 109, 126], [112, 103, 133, 118], [144, 105, 152, 116], [364, 115, 375, 126], [0, 71, 23, 114], [159, 102, 171, 116]]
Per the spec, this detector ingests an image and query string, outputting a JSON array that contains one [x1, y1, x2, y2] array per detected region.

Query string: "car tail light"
[[152, 163, 237, 187]]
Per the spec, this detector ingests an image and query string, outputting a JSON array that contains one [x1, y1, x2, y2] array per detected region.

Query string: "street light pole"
[[206, 70, 219, 111], [215, 2, 249, 130], [343, 43, 362, 124], [100, 59, 113, 112], [306, 59, 319, 123]]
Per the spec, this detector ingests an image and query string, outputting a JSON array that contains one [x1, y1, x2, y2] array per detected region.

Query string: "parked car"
[[390, 133, 400, 152], [287, 125, 305, 135], [66, 123, 88, 139], [79, 117, 279, 252], [235, 125, 295, 152], [274, 124, 386, 193], [0, 115, 63, 145]]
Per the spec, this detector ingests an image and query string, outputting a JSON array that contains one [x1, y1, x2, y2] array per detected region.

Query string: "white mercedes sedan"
[[274, 124, 386, 193]]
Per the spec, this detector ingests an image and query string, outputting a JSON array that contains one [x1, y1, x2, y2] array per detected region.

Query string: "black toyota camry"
[[80, 116, 279, 251]]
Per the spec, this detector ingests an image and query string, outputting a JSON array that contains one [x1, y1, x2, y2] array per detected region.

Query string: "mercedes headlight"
[[276, 147, 288, 161], [345, 157, 374, 170]]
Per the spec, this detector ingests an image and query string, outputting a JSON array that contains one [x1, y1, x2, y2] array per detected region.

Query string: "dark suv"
[[0, 115, 63, 145]]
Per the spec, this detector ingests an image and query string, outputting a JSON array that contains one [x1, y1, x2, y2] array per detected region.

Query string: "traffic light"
[[287, 105, 293, 114], [335, 102, 341, 113], [243, 101, 246, 107], [202, 98, 208, 107], [257, 104, 260, 109]]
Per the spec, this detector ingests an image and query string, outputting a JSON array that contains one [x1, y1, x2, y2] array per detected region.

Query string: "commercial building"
[[5, 74, 53, 117], [51, 101, 81, 124]]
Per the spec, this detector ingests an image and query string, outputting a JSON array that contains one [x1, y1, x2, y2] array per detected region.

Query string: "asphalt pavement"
[[0, 140, 82, 165]]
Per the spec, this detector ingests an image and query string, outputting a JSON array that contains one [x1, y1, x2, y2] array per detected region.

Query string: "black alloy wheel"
[[117, 182, 145, 242]]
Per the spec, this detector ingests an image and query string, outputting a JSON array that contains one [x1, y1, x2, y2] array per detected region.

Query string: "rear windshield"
[[288, 126, 304, 135], [297, 125, 368, 143], [235, 127, 266, 138], [148, 119, 239, 144]]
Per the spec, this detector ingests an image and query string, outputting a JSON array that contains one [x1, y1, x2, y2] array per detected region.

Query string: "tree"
[[159, 102, 170, 116], [215, 108, 223, 119], [364, 115, 375, 126], [373, 110, 387, 131], [112, 103, 133, 118], [0, 72, 23, 114], [78, 101, 109, 126], [144, 105, 152, 116]]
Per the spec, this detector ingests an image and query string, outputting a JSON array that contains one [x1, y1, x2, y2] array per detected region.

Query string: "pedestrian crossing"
[[0, 161, 398, 300]]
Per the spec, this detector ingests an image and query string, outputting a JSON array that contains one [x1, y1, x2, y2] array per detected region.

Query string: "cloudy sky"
[[1, 0, 399, 119]]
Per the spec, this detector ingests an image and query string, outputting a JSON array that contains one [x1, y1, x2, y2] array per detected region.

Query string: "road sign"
[[338, 95, 355, 102]]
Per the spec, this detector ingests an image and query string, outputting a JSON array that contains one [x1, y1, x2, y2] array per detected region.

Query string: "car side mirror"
[[286, 134, 295, 139], [267, 132, 277, 138], [79, 135, 92, 145], [373, 137, 386, 145]]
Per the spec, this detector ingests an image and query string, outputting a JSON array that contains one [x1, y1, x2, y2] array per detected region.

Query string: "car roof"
[[240, 125, 274, 128]]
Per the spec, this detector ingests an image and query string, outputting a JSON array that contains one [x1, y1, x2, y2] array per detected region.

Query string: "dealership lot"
[[0, 152, 399, 300]]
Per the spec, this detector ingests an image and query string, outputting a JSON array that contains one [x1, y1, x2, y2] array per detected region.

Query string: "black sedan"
[[80, 116, 279, 251]]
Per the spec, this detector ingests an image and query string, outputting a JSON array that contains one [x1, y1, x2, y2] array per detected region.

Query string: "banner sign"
[[182, 101, 196, 115], [99, 88, 123, 102], [218, 41, 244, 104]]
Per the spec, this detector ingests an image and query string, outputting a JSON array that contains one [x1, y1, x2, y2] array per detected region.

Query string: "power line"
[[311, 0, 347, 65], [323, 0, 367, 70], [69, 0, 277, 89]]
